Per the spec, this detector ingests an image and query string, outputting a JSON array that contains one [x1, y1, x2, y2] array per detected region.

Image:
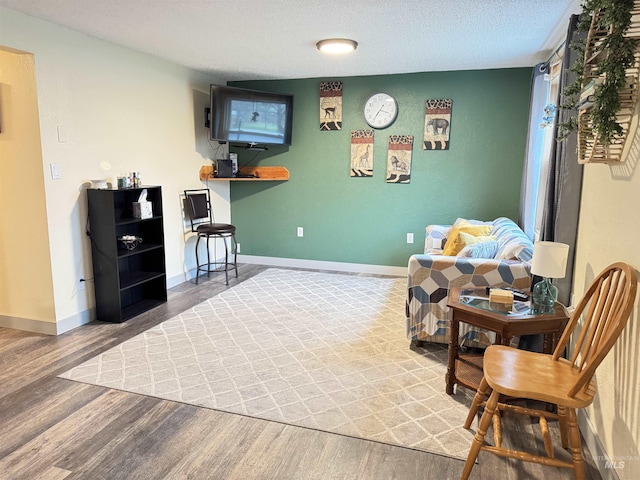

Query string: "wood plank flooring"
[[0, 265, 603, 479]]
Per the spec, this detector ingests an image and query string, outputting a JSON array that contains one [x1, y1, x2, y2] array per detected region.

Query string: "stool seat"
[[197, 223, 236, 235]]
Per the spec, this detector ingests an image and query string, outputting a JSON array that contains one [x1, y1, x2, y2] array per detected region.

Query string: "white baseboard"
[[55, 308, 95, 335], [167, 270, 194, 289], [167, 264, 227, 288], [0, 314, 58, 335], [579, 410, 620, 480], [0, 308, 95, 335], [237, 254, 407, 277]]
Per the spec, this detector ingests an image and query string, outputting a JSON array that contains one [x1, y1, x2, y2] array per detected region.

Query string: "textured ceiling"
[[0, 0, 583, 81]]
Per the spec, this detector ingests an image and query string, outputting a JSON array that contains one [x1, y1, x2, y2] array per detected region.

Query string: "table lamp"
[[530, 241, 569, 313]]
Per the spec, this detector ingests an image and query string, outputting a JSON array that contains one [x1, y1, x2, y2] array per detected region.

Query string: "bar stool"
[[183, 188, 238, 285]]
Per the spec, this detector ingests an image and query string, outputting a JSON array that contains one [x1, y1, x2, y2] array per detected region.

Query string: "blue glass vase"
[[532, 277, 557, 314]]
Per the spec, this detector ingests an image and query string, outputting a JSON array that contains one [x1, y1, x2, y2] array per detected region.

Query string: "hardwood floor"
[[0, 264, 603, 479]]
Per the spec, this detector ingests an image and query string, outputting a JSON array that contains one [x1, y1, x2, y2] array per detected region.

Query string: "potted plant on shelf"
[[559, 0, 638, 152]]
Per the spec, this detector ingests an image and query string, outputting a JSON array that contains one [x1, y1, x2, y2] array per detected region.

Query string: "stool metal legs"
[[194, 233, 238, 285]]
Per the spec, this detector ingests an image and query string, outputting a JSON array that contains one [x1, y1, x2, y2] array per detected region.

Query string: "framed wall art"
[[423, 99, 452, 150], [350, 130, 374, 177], [320, 81, 343, 131], [386, 135, 413, 184]]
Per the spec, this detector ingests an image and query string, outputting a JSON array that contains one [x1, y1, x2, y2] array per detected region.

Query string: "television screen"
[[209, 85, 294, 146]]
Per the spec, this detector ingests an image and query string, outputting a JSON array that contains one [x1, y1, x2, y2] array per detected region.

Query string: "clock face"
[[364, 93, 398, 129]]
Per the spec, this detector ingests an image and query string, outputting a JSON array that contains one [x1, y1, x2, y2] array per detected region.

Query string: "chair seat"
[[197, 223, 236, 235], [484, 345, 596, 409]]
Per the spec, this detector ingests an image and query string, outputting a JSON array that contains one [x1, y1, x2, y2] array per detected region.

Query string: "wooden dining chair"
[[461, 262, 637, 480]]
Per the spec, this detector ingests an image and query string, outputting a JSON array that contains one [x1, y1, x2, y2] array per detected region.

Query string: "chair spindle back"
[[552, 262, 637, 397]]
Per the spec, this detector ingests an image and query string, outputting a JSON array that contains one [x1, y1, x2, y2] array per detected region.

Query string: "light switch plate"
[[57, 125, 67, 143], [50, 163, 61, 179]]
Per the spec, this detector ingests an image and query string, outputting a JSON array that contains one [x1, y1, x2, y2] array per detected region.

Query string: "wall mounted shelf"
[[199, 165, 290, 181], [577, 4, 640, 164]]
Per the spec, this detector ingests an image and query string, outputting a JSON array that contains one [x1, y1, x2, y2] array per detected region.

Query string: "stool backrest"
[[184, 189, 213, 231]]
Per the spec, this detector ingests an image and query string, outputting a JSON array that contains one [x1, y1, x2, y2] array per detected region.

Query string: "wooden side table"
[[446, 287, 569, 395]]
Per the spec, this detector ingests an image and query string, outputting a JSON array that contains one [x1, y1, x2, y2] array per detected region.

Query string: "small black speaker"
[[216, 159, 233, 178]]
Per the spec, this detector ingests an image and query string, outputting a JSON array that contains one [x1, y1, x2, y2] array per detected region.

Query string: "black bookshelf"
[[87, 186, 167, 323]]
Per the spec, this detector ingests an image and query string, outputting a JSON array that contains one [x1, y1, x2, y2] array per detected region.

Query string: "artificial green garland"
[[559, 0, 637, 146]]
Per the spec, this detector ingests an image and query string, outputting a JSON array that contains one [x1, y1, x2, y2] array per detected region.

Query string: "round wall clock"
[[364, 93, 398, 129]]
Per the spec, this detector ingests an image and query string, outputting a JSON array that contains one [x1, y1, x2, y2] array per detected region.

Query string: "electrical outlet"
[[297, 227, 304, 237], [78, 279, 86, 291], [407, 233, 414, 244], [236, 243, 241, 253]]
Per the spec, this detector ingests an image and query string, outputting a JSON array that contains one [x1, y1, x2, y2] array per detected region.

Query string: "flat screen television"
[[208, 84, 294, 147]]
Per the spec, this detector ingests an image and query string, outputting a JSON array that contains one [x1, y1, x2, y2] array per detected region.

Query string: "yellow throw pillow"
[[442, 224, 493, 256]]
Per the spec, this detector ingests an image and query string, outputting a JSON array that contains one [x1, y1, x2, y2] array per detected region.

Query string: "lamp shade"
[[530, 241, 569, 278]]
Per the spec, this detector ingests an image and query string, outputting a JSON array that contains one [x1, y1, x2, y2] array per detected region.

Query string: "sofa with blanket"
[[406, 217, 534, 347]]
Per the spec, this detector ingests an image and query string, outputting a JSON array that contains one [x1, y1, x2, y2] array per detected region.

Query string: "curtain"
[[541, 14, 584, 306], [519, 64, 551, 240]]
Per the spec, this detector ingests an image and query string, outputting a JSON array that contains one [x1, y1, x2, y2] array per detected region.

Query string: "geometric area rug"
[[59, 269, 474, 459]]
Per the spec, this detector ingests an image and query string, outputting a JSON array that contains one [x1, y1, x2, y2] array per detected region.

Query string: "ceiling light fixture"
[[316, 38, 358, 54]]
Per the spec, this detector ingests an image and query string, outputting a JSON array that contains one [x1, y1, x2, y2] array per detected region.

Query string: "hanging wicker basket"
[[577, 3, 640, 164]]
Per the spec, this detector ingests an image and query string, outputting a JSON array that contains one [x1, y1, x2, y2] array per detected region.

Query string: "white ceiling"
[[0, 0, 583, 82]]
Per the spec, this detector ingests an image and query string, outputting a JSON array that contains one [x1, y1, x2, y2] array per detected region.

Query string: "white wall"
[[574, 128, 640, 478], [0, 7, 228, 333]]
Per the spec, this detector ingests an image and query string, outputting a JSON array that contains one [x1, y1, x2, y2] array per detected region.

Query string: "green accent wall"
[[230, 68, 532, 267]]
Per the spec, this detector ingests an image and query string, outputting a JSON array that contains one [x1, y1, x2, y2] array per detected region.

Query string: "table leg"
[[542, 333, 553, 354], [446, 316, 460, 394]]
